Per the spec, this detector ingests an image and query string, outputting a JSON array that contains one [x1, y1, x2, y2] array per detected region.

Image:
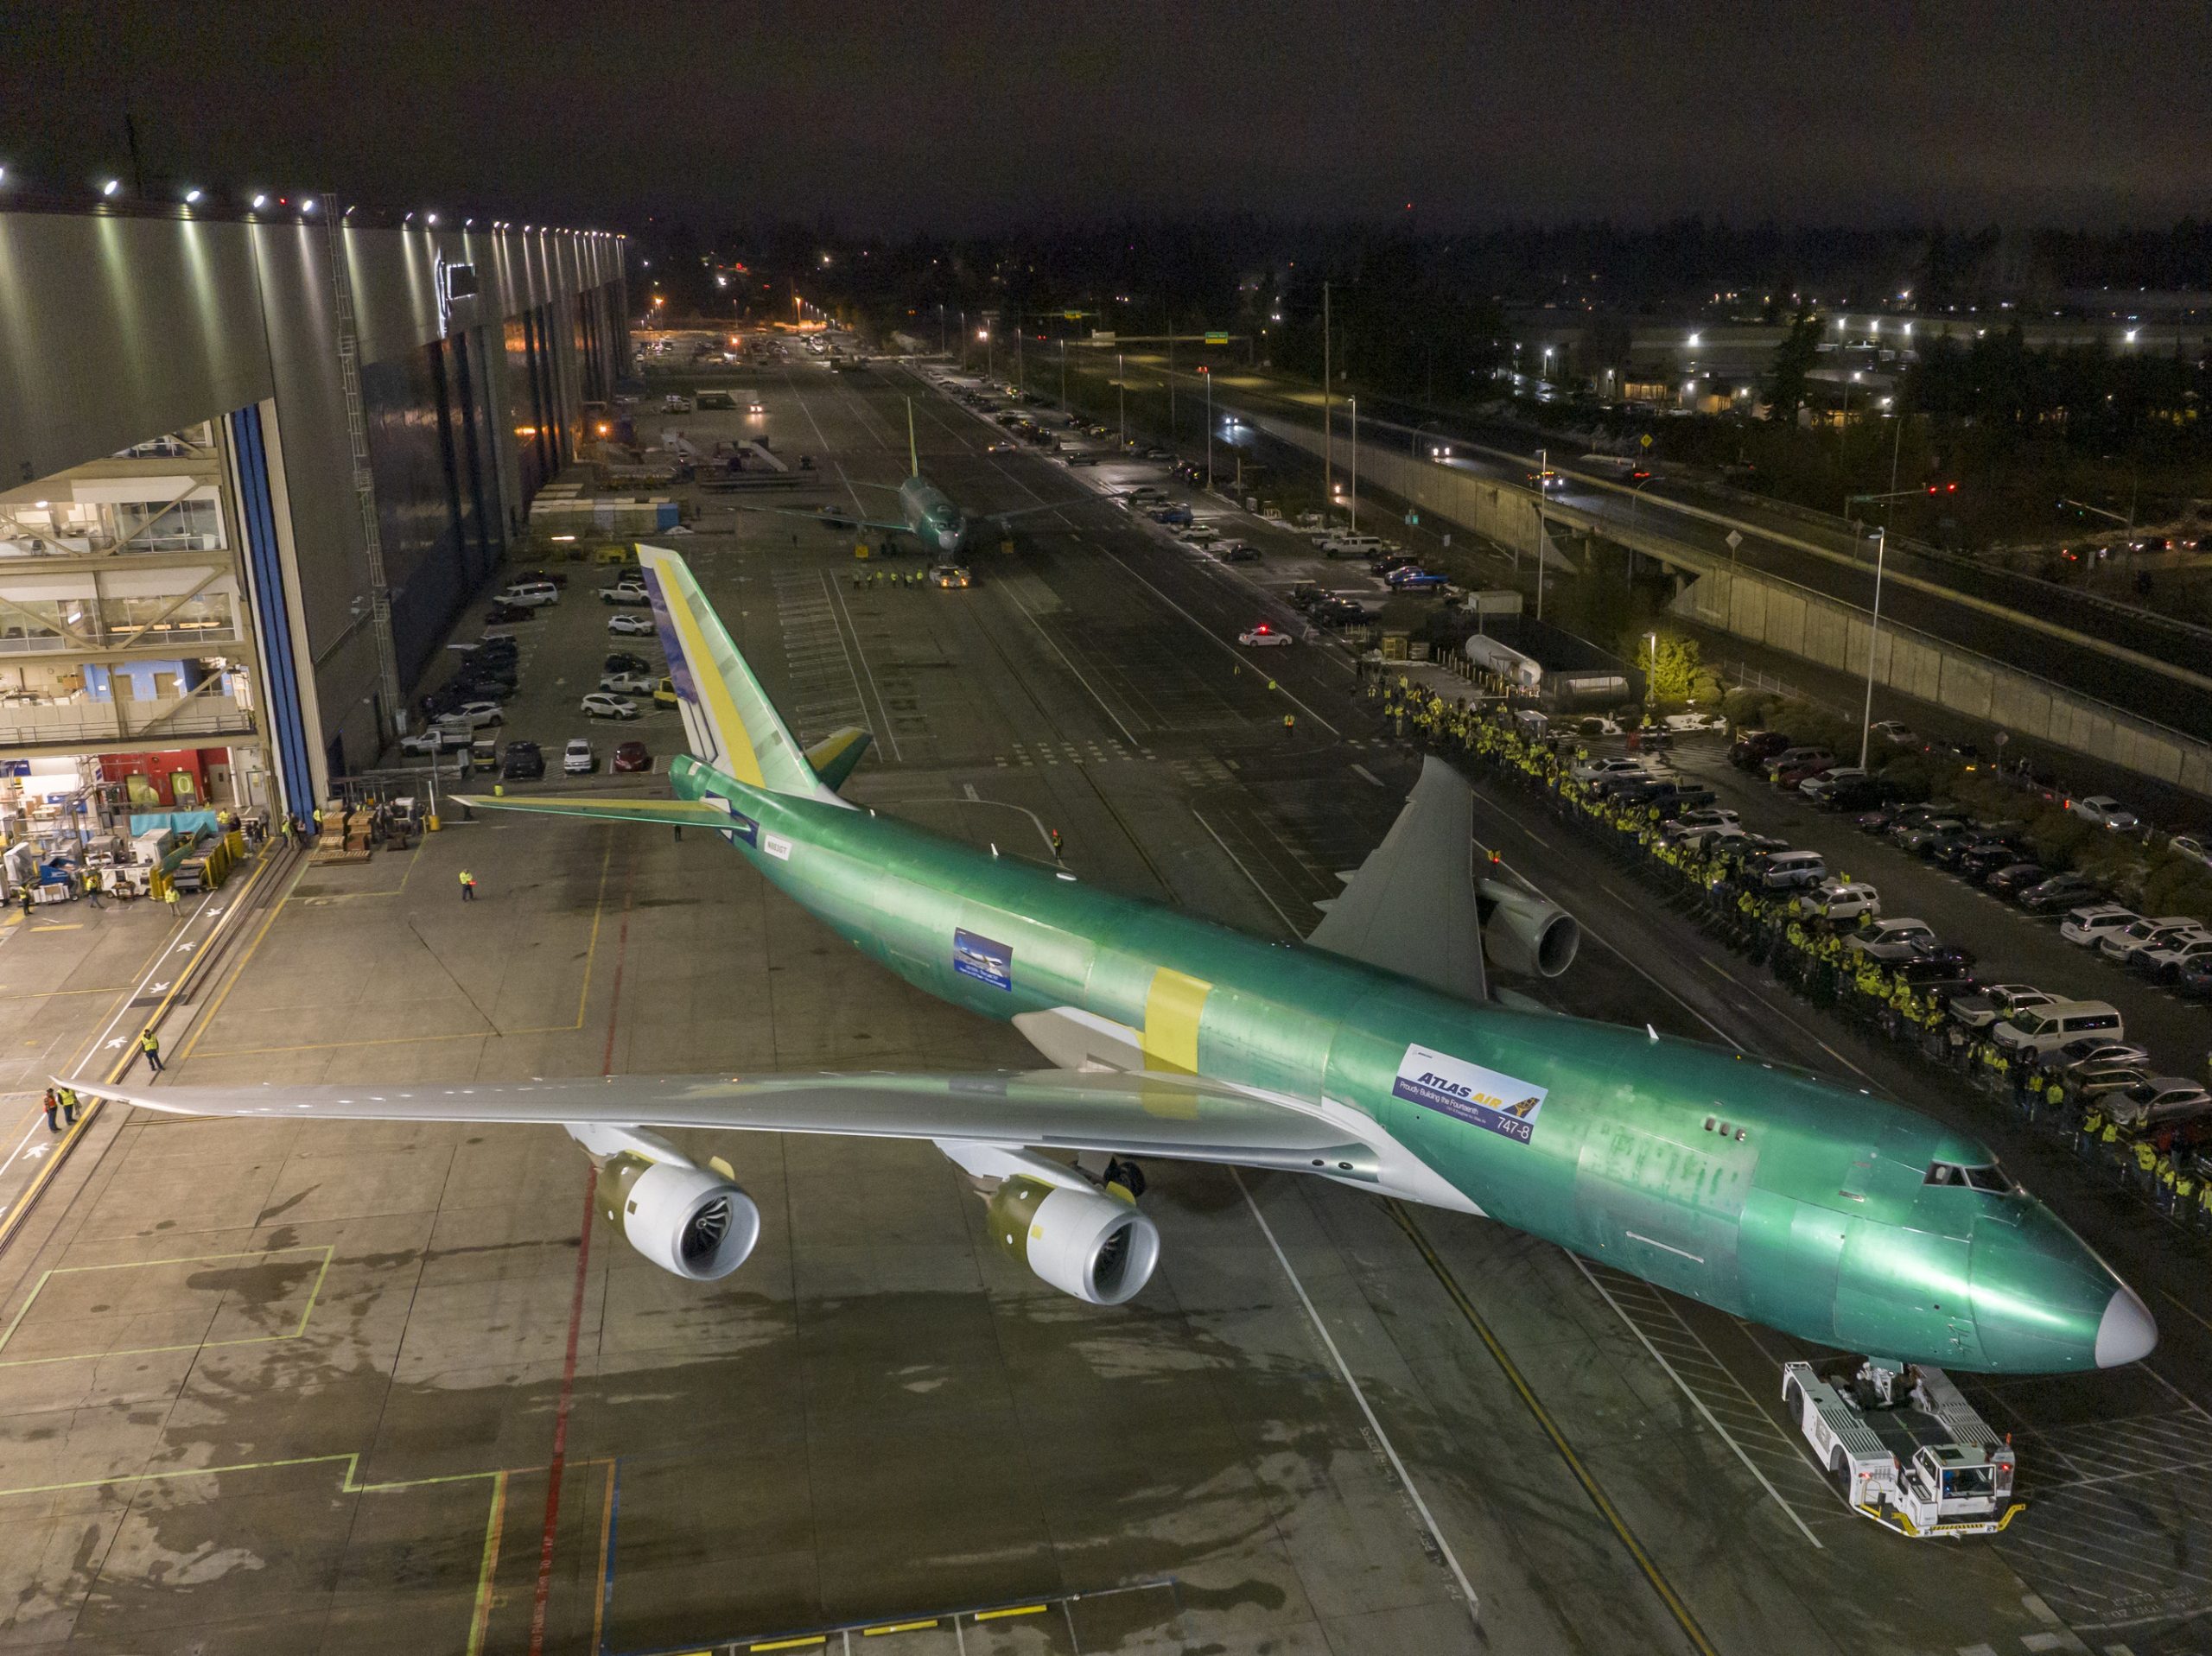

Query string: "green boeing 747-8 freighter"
[[80, 547, 2155, 1376]]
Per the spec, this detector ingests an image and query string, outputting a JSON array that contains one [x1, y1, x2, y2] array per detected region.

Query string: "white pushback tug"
[[1783, 1358, 2024, 1538]]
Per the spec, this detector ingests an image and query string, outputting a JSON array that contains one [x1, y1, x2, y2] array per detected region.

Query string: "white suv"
[[2059, 904, 2140, 946]]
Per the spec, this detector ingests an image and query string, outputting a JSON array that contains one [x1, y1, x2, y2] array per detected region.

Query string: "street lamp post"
[[1348, 397, 1359, 533], [1534, 445, 1547, 622], [1117, 352, 1126, 451], [1647, 631, 1659, 711], [1858, 527, 1889, 770], [1204, 367, 1213, 493], [1059, 336, 1067, 410]]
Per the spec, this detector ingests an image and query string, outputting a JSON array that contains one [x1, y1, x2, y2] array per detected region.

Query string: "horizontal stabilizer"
[[450, 794, 739, 830], [1307, 755, 1485, 1005], [70, 1070, 1378, 1178], [804, 726, 874, 793]]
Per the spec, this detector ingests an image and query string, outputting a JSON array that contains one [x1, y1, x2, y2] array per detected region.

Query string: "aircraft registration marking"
[[1393, 1044, 1548, 1145]]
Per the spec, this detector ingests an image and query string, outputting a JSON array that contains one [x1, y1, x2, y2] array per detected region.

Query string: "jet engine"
[[1478, 876, 1580, 979], [984, 1176, 1161, 1305], [600, 1158, 761, 1281]]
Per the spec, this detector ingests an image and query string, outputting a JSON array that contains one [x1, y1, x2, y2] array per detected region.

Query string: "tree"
[[1624, 629, 1703, 706], [1765, 306, 1821, 427]]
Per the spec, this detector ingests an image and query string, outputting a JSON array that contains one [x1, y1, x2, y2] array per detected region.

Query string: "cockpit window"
[[1925, 1161, 2015, 1194]]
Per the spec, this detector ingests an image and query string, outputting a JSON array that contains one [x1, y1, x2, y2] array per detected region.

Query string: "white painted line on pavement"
[[1233, 1168, 1483, 1627]]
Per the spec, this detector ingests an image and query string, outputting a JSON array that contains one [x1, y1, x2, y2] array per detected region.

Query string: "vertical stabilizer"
[[637, 545, 837, 800], [907, 397, 919, 479]]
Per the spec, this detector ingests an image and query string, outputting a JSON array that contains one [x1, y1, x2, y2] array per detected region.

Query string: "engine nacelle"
[[601, 1158, 760, 1281], [984, 1176, 1160, 1305], [1478, 877, 1580, 979]]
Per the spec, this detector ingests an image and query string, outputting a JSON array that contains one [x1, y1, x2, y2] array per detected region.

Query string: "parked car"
[[2168, 834, 2212, 871], [1955, 842, 2028, 881], [1897, 955, 1976, 998], [601, 670, 656, 695], [1983, 861, 2053, 897], [1730, 731, 1790, 771], [2070, 1063, 2154, 1102], [1893, 818, 1966, 856], [1662, 807, 1740, 841], [604, 650, 652, 676], [1992, 999, 2126, 1057], [2141, 934, 2212, 983], [2178, 957, 2212, 1000], [499, 740, 544, 780], [440, 700, 505, 729], [1797, 879, 1880, 922], [1847, 919, 1939, 961], [563, 738, 595, 776], [2069, 795, 2141, 832], [1798, 767, 1868, 802], [1065, 452, 1100, 466], [511, 568, 569, 589], [1949, 984, 2056, 1031], [1384, 567, 1449, 591], [1762, 746, 1834, 783], [2105, 1077, 2212, 1131], [1179, 523, 1222, 544], [2051, 1037, 2152, 1075], [1216, 541, 1261, 562], [484, 603, 535, 625], [2101, 916, 2208, 967], [1238, 623, 1294, 648], [600, 579, 650, 606], [2018, 873, 2105, 914], [1572, 756, 1646, 786], [1868, 720, 1917, 747], [581, 692, 639, 720], [1746, 849, 1827, 891], [608, 613, 655, 637], [499, 581, 560, 608], [2058, 904, 2142, 946], [612, 739, 652, 774], [398, 726, 472, 757]]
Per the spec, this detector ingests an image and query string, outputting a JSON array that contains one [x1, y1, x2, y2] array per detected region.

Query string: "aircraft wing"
[[1306, 755, 1485, 1004], [68, 1070, 1379, 1176], [726, 502, 912, 536], [988, 498, 1108, 523]]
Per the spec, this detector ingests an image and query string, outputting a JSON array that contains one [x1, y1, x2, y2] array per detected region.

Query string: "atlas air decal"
[[1392, 1044, 1548, 1145]]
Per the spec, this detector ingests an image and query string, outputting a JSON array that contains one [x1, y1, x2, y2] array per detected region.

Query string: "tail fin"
[[637, 545, 830, 799], [906, 397, 918, 479]]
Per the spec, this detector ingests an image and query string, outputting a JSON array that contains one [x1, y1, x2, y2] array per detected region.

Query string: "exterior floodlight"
[[251, 194, 269, 209], [183, 187, 202, 204], [101, 178, 121, 196], [300, 198, 316, 213], [425, 213, 437, 225]]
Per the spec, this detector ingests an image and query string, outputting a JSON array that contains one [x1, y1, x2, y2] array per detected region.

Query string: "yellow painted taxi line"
[[861, 1618, 940, 1635], [973, 1603, 1046, 1621], [750, 1638, 827, 1653]]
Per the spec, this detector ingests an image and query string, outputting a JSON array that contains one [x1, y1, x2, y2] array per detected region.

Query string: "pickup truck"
[[1383, 567, 1448, 591]]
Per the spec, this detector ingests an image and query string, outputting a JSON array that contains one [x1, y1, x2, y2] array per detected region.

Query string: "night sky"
[[8, 0, 2209, 231]]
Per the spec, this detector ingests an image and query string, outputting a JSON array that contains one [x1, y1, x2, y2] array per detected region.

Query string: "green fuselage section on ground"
[[671, 755, 2127, 1374]]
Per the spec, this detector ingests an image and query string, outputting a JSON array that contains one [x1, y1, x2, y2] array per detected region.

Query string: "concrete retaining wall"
[[1253, 410, 2212, 798], [1676, 569, 2212, 797]]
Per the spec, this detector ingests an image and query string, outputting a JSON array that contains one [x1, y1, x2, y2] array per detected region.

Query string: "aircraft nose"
[[2096, 1285, 2158, 1368]]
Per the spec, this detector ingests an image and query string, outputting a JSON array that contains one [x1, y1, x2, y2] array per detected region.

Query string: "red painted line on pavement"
[[528, 853, 634, 1655]]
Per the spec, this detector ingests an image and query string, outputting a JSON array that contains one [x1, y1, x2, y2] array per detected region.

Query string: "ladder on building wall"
[[325, 209, 406, 740]]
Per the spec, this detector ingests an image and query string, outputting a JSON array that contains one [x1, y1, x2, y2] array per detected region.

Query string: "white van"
[[1992, 999, 2126, 1056], [1320, 534, 1383, 558], [499, 581, 560, 608]]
